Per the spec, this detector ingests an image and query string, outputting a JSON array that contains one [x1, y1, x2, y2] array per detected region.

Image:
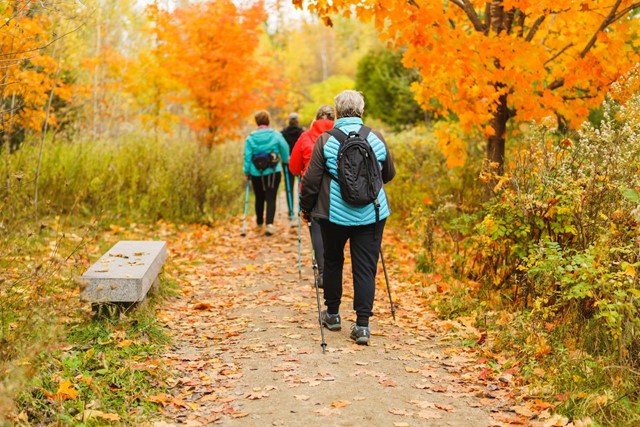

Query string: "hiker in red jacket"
[[289, 105, 334, 288]]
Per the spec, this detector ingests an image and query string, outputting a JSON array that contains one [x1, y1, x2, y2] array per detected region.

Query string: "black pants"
[[251, 172, 281, 225], [309, 219, 324, 274], [319, 218, 385, 327]]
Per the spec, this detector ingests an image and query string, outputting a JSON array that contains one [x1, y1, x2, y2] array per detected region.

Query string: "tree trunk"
[[487, 91, 508, 176]]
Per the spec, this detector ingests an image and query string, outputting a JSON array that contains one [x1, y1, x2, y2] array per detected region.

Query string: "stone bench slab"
[[81, 240, 167, 303]]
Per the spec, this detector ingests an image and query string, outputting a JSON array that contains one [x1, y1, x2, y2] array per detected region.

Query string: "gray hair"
[[315, 105, 335, 120], [334, 90, 365, 118], [288, 112, 299, 126]]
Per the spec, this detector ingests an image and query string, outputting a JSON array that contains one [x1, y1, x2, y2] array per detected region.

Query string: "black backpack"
[[251, 152, 280, 190], [251, 152, 279, 172], [327, 126, 383, 218]]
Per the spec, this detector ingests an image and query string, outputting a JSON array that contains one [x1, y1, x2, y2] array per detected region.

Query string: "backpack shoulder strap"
[[358, 125, 371, 140], [327, 128, 347, 143]]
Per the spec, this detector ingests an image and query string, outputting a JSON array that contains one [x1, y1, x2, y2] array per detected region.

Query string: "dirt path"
[[150, 204, 522, 426]]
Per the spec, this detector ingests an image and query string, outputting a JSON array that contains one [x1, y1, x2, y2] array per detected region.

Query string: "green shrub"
[[454, 75, 640, 423], [385, 125, 485, 275]]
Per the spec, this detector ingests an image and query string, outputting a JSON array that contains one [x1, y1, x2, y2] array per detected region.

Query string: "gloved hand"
[[300, 210, 311, 224]]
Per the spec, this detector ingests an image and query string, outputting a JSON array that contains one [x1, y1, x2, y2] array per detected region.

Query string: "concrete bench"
[[81, 240, 167, 303]]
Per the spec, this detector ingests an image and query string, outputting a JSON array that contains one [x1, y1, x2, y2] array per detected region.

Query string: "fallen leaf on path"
[[331, 400, 351, 408], [543, 414, 570, 426], [245, 392, 269, 400], [147, 393, 170, 406], [393, 423, 410, 427], [416, 410, 443, 419], [513, 405, 535, 417], [409, 400, 436, 409], [389, 408, 412, 416], [193, 302, 213, 310], [491, 412, 527, 424], [434, 403, 455, 412], [404, 366, 420, 373], [230, 412, 249, 418], [380, 378, 398, 387]]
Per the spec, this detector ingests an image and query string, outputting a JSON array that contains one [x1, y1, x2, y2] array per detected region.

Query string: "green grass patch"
[[15, 280, 172, 426]]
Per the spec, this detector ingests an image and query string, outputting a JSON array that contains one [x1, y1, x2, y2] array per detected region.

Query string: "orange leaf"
[[47, 380, 78, 401]]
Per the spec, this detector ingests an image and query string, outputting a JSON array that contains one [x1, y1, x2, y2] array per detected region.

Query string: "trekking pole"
[[283, 164, 295, 226], [240, 180, 250, 237], [310, 224, 327, 353], [297, 203, 302, 279], [380, 247, 396, 321]]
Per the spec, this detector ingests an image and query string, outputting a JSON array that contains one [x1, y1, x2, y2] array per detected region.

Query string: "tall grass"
[[1, 133, 245, 226]]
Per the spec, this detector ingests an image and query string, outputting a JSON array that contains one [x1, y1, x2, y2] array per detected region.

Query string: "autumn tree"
[[153, 0, 279, 144], [0, 1, 67, 152], [298, 0, 640, 172]]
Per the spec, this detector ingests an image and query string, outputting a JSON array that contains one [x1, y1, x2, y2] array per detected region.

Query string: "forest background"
[[1, 0, 640, 425]]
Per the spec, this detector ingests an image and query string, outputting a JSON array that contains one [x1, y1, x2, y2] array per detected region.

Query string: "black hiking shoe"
[[321, 310, 341, 331], [350, 324, 370, 345]]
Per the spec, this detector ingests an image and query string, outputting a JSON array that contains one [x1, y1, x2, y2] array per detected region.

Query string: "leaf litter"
[[146, 208, 563, 426]]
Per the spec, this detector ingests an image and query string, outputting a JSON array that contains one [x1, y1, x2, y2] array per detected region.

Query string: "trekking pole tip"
[[321, 343, 327, 354]]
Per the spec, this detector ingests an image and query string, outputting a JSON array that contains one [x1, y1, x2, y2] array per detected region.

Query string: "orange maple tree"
[[297, 0, 640, 171], [0, 1, 67, 144], [150, 0, 282, 145]]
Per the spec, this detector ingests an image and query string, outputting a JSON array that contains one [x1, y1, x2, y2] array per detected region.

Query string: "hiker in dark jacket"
[[300, 90, 395, 345], [281, 113, 304, 217], [243, 110, 290, 236], [290, 105, 335, 289]]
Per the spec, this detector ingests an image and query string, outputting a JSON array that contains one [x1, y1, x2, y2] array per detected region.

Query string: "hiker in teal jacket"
[[243, 110, 290, 236], [300, 90, 396, 345]]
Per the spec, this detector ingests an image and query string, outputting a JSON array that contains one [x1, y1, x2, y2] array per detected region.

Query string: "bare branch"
[[548, 78, 564, 90], [611, 2, 640, 23], [562, 93, 598, 101], [449, 0, 485, 32], [580, 0, 622, 58], [0, 22, 86, 58], [0, 1, 33, 31], [525, 15, 545, 42], [544, 42, 574, 65]]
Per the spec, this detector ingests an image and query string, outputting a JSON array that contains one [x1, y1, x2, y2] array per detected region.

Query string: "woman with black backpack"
[[243, 110, 290, 236], [300, 90, 396, 345]]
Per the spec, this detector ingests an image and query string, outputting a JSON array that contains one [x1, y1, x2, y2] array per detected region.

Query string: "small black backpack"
[[251, 152, 280, 190], [251, 152, 279, 172], [327, 126, 383, 217]]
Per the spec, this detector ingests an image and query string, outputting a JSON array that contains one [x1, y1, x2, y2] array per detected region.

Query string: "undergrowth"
[[389, 70, 640, 425]]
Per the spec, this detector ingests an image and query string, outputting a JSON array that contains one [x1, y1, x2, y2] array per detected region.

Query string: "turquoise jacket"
[[300, 117, 396, 226], [243, 128, 290, 177]]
